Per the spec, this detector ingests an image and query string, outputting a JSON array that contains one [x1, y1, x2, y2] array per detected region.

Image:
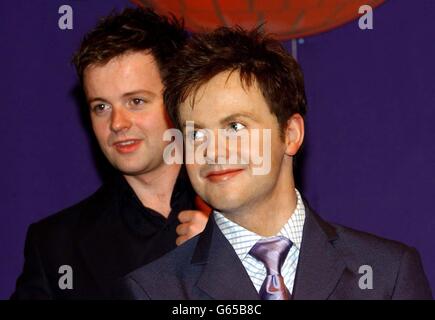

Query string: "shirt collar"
[[214, 189, 306, 261], [110, 166, 195, 236], [114, 165, 193, 209]]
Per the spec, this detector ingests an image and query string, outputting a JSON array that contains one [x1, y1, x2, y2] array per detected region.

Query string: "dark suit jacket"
[[11, 172, 195, 300], [118, 200, 433, 300]]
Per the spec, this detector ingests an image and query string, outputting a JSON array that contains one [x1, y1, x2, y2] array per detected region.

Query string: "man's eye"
[[92, 104, 110, 114], [131, 98, 146, 106], [227, 122, 246, 133], [189, 130, 206, 141]]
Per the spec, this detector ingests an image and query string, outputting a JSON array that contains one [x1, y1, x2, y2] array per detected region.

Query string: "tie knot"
[[249, 236, 292, 275]]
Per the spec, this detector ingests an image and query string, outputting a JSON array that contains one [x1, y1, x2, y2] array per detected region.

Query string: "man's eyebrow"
[[87, 90, 156, 104], [220, 112, 257, 124], [121, 90, 156, 98], [87, 97, 107, 104], [180, 112, 256, 129], [182, 121, 204, 129]]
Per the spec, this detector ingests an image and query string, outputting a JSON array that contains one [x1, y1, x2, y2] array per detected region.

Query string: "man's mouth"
[[205, 168, 245, 183], [113, 139, 142, 154]]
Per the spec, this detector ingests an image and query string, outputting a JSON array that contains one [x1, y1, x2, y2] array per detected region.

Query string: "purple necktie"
[[249, 236, 293, 300]]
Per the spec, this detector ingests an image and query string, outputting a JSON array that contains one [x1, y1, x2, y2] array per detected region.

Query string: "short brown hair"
[[163, 26, 307, 133], [72, 7, 187, 82]]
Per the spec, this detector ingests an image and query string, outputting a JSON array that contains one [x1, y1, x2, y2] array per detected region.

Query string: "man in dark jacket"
[[118, 26, 432, 300], [11, 7, 209, 300]]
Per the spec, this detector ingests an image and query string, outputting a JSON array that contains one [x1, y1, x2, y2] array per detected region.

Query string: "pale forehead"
[[86, 51, 159, 77], [83, 51, 162, 96]]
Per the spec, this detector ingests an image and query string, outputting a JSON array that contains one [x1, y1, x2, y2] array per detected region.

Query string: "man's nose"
[[110, 107, 132, 133], [204, 130, 227, 164]]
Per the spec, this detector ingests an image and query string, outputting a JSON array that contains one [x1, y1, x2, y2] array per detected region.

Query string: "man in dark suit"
[[118, 26, 433, 300], [11, 8, 209, 299]]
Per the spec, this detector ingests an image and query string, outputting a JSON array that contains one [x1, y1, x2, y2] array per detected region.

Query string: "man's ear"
[[284, 113, 305, 156]]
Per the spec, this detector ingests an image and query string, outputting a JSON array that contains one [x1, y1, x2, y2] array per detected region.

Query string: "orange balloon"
[[133, 0, 385, 40]]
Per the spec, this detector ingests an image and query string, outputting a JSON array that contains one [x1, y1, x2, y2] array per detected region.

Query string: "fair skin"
[[179, 71, 304, 237], [83, 50, 208, 245]]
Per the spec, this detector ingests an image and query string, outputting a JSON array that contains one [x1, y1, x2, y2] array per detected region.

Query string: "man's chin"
[[207, 197, 243, 213], [113, 163, 151, 176]]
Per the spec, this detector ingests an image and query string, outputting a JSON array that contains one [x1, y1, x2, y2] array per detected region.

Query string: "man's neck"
[[221, 169, 297, 237], [123, 163, 181, 218]]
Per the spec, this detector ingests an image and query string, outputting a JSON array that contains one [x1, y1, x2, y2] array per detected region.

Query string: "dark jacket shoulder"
[[119, 208, 433, 300]]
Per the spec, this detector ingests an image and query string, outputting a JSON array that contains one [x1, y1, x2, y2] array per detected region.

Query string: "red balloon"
[[132, 0, 385, 40]]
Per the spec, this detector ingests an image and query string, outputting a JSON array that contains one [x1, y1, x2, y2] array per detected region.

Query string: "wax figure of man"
[[12, 8, 209, 300], [118, 27, 432, 300]]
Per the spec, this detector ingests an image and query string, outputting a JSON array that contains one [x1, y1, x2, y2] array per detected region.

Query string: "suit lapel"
[[190, 199, 350, 300], [292, 200, 348, 299], [191, 217, 260, 300]]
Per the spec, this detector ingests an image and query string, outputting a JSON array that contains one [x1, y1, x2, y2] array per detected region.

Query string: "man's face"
[[179, 71, 292, 213], [83, 51, 171, 176]]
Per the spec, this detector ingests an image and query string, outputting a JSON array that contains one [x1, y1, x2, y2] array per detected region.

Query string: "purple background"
[[1, 0, 434, 299]]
